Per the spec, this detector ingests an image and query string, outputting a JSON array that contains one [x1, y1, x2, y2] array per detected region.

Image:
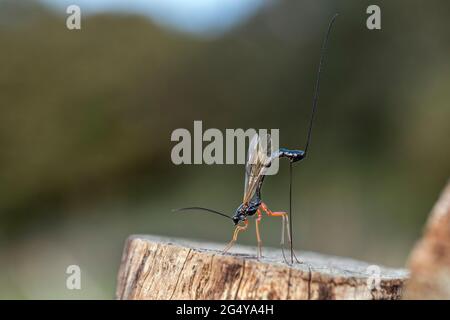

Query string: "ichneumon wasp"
[[174, 14, 339, 264]]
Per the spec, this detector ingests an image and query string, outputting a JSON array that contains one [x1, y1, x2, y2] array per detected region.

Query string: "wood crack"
[[307, 264, 312, 300], [234, 260, 246, 300], [116, 236, 408, 300], [118, 239, 134, 299], [286, 268, 292, 300], [138, 246, 160, 296], [169, 248, 191, 300], [131, 244, 150, 298]]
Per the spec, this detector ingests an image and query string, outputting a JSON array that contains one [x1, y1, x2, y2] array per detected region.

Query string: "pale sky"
[[40, 0, 269, 35]]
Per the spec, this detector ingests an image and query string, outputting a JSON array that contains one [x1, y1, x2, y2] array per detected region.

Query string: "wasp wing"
[[243, 133, 272, 204], [243, 134, 259, 202]]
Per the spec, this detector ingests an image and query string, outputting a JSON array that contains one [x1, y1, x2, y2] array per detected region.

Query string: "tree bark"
[[116, 235, 407, 300], [404, 180, 450, 299]]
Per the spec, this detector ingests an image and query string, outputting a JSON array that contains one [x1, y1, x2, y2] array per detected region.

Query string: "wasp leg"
[[260, 202, 302, 264], [260, 203, 289, 263], [283, 214, 303, 264], [223, 220, 248, 254], [255, 209, 263, 259]]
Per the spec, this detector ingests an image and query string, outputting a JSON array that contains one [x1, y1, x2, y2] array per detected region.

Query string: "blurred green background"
[[0, 0, 449, 299]]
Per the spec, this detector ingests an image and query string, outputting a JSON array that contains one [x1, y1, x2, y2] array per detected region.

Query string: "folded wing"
[[243, 133, 272, 204]]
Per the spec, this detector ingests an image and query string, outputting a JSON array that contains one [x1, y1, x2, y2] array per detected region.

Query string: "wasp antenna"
[[304, 13, 339, 156], [173, 207, 233, 221]]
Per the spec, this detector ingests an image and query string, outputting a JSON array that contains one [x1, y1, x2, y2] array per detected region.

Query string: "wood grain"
[[116, 235, 408, 300], [404, 180, 450, 299]]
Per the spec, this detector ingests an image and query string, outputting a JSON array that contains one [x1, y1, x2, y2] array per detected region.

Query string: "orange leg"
[[223, 220, 248, 253], [260, 202, 289, 244], [260, 202, 302, 264], [255, 209, 263, 259]]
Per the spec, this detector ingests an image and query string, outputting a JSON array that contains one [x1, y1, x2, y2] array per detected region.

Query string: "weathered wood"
[[116, 235, 407, 300], [404, 180, 450, 299]]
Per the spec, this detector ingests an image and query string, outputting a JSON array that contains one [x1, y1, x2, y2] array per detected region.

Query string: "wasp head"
[[232, 203, 249, 225], [232, 202, 260, 225]]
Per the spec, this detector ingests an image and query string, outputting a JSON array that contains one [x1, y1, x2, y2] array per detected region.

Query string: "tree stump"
[[116, 235, 408, 300], [404, 180, 450, 299]]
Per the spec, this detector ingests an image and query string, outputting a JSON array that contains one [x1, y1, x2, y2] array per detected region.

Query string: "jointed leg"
[[260, 202, 302, 264], [223, 220, 248, 253], [255, 209, 263, 259], [260, 203, 289, 262], [283, 214, 302, 264], [260, 202, 288, 246]]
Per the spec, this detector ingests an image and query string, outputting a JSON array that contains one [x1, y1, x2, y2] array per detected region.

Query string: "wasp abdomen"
[[275, 148, 305, 162]]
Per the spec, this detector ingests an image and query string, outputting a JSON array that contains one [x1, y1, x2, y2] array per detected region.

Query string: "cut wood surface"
[[404, 180, 450, 299], [116, 235, 408, 300]]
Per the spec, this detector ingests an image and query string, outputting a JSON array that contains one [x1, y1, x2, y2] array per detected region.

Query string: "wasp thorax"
[[232, 204, 248, 225]]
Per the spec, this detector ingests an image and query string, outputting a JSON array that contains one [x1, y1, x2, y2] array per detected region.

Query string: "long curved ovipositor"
[[271, 13, 340, 164], [267, 13, 339, 263]]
